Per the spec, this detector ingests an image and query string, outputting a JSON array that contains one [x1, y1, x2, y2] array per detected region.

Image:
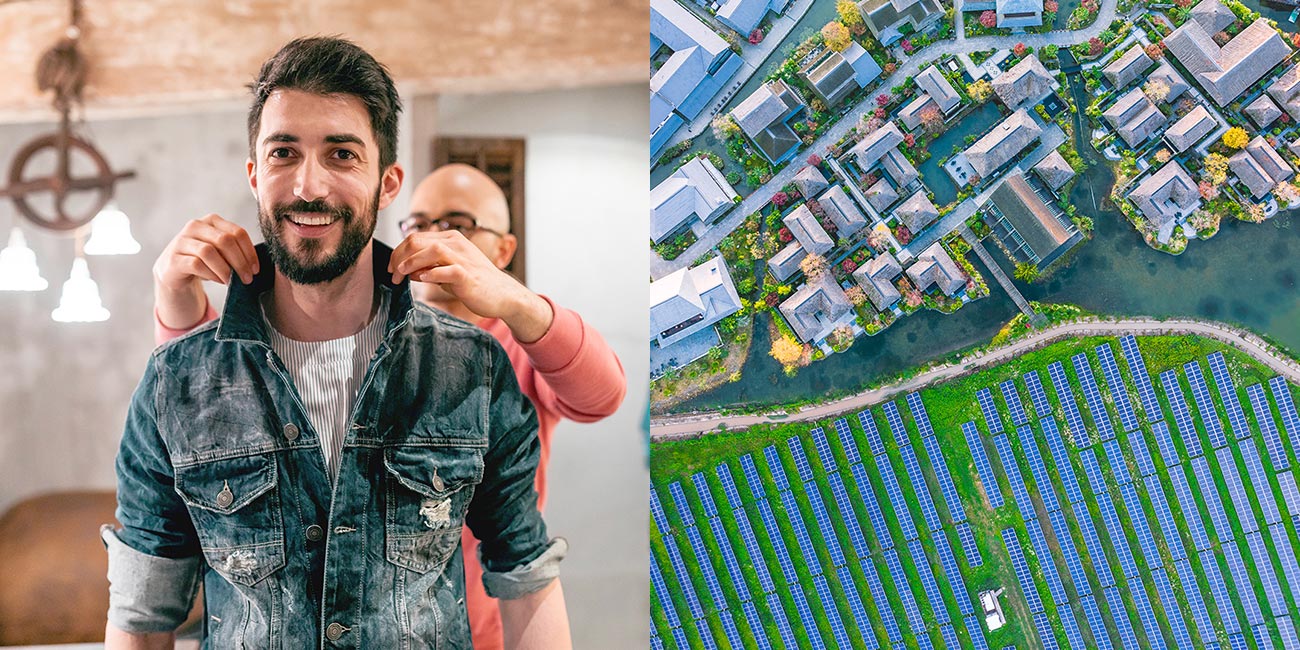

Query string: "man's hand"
[[388, 231, 553, 342], [153, 214, 258, 330]]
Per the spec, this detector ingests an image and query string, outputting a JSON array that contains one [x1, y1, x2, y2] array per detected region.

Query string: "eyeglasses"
[[399, 213, 505, 238]]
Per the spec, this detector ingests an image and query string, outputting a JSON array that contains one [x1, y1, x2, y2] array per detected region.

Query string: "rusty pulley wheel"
[[1, 132, 134, 232]]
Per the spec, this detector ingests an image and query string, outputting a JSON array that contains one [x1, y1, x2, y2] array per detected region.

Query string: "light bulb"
[[84, 203, 141, 255], [0, 227, 49, 291], [51, 257, 110, 322]]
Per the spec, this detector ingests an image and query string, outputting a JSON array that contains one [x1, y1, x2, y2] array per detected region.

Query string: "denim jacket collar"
[[215, 239, 415, 347]]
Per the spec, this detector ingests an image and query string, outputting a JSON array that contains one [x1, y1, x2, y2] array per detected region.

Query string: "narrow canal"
[[673, 53, 1300, 414]]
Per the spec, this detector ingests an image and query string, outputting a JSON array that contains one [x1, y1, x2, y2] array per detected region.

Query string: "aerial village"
[[648, 0, 1300, 402]]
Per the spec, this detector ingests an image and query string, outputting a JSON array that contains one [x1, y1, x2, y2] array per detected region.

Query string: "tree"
[[1154, 149, 1171, 164], [1276, 181, 1300, 206], [1203, 153, 1230, 185], [1145, 42, 1165, 60], [980, 10, 997, 28], [884, 62, 897, 75], [845, 286, 868, 307], [1014, 262, 1040, 282], [807, 153, 823, 166], [1222, 127, 1249, 150], [919, 106, 944, 134], [1045, 0, 1059, 12], [1198, 180, 1220, 200], [822, 22, 851, 52], [770, 336, 803, 367], [1246, 202, 1266, 223], [800, 254, 829, 280], [772, 191, 790, 207], [876, 93, 892, 107], [1143, 79, 1170, 104], [1088, 37, 1103, 55], [748, 29, 764, 45], [1014, 42, 1027, 58], [904, 133, 916, 147], [828, 326, 856, 352], [712, 114, 740, 140], [1043, 44, 1059, 60], [837, 0, 865, 26], [967, 79, 994, 103]]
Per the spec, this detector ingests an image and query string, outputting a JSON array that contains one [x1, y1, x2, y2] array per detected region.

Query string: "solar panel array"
[[977, 387, 1004, 435], [1270, 376, 1300, 455], [1160, 369, 1206, 459], [920, 432, 982, 566], [1024, 370, 1053, 418], [651, 552, 694, 649], [650, 488, 715, 648], [1095, 343, 1140, 433], [1048, 362, 1089, 443], [692, 472, 773, 650], [1208, 352, 1252, 441], [993, 433, 1037, 523], [884, 403, 944, 535], [1038, 415, 1084, 505], [1000, 380, 1029, 427], [1247, 383, 1290, 471], [906, 392, 934, 438], [765, 445, 851, 649], [1185, 360, 1229, 450], [1072, 353, 1116, 442], [670, 482, 745, 648], [1003, 528, 1059, 648]]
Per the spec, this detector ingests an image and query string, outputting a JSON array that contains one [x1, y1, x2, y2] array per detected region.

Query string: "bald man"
[[152, 163, 627, 649]]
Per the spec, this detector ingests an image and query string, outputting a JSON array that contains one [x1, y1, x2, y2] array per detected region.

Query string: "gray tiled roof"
[[1190, 0, 1236, 33], [990, 171, 1073, 261], [852, 251, 903, 309], [1103, 45, 1155, 90], [1129, 162, 1201, 230], [881, 149, 920, 187], [650, 255, 742, 346], [1147, 62, 1191, 102], [779, 275, 853, 342], [768, 242, 807, 282], [965, 109, 1043, 178], [732, 80, 799, 136], [1246, 94, 1284, 128], [1229, 136, 1294, 199], [865, 178, 901, 212], [793, 165, 830, 198], [906, 242, 965, 296], [1102, 88, 1166, 148], [1164, 105, 1217, 153], [893, 190, 939, 233], [898, 94, 938, 130], [993, 55, 1056, 111], [1165, 16, 1288, 106], [915, 66, 962, 113], [783, 203, 835, 254], [1032, 150, 1075, 190], [848, 122, 905, 168], [650, 156, 739, 243], [1268, 65, 1300, 121], [821, 185, 869, 237]]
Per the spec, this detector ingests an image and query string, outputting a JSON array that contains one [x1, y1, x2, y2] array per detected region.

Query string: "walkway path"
[[958, 223, 1040, 321], [650, 0, 1120, 280], [650, 318, 1300, 438]]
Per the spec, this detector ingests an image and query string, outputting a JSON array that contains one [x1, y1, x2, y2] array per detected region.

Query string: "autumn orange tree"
[[966, 80, 993, 103], [1222, 127, 1249, 150], [770, 336, 804, 368], [837, 0, 864, 27], [822, 22, 851, 52]]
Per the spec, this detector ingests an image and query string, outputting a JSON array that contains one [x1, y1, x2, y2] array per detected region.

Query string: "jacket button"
[[283, 423, 300, 441], [215, 482, 234, 509], [325, 622, 346, 641], [305, 524, 324, 542], [431, 473, 446, 492]]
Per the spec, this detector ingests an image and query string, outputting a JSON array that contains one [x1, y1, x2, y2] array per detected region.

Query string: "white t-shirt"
[[262, 291, 389, 484]]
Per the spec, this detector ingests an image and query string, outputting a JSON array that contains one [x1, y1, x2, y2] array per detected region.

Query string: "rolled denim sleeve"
[[465, 340, 563, 599], [104, 356, 203, 632]]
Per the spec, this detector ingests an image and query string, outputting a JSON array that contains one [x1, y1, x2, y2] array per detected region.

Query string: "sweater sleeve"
[[154, 297, 218, 347], [513, 295, 626, 423]]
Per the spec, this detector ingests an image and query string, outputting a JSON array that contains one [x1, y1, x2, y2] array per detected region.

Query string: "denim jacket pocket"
[[173, 452, 286, 586], [384, 444, 484, 574]]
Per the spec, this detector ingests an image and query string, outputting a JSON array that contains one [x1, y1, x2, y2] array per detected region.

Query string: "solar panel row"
[[1270, 522, 1300, 615], [1024, 370, 1053, 418], [882, 402, 909, 447], [1073, 501, 1116, 589], [1102, 439, 1131, 487], [1251, 624, 1276, 650], [786, 582, 827, 650], [1150, 569, 1193, 649], [1281, 471, 1300, 520], [966, 614, 992, 650], [884, 547, 927, 633], [1247, 384, 1290, 471], [1150, 421, 1181, 469], [1223, 543, 1265, 626], [1129, 433, 1157, 478], [1245, 530, 1287, 616], [1072, 353, 1116, 442], [978, 388, 1004, 435], [1103, 585, 1141, 650], [1269, 376, 1300, 457], [1208, 352, 1252, 441], [785, 433, 815, 483], [993, 433, 1037, 523], [673, 482, 745, 649], [906, 392, 935, 438], [857, 410, 886, 457], [963, 421, 1005, 509], [811, 427, 838, 474], [717, 463, 777, 594], [1078, 594, 1114, 650], [650, 552, 684, 631], [1049, 508, 1091, 598], [1019, 425, 1061, 515], [1048, 362, 1089, 444], [1240, 443, 1282, 527], [1096, 343, 1140, 433], [835, 565, 878, 650], [1025, 519, 1070, 607], [765, 592, 800, 649], [809, 573, 852, 648], [1002, 528, 1044, 614], [1215, 446, 1259, 536], [703, 507, 771, 649], [1032, 611, 1062, 650], [1127, 575, 1165, 649], [1058, 600, 1089, 650], [1082, 450, 1141, 581], [1278, 614, 1300, 650], [956, 522, 983, 568], [920, 434, 968, 525], [892, 425, 944, 534], [849, 463, 895, 552], [740, 454, 820, 641], [861, 555, 904, 643], [651, 488, 709, 624], [834, 418, 860, 465], [1143, 473, 1186, 562], [1191, 454, 1235, 543], [1001, 380, 1029, 427], [1120, 336, 1164, 424], [1161, 369, 1206, 459], [906, 538, 950, 626], [1185, 361, 1229, 450], [1173, 557, 1217, 645], [876, 452, 920, 542], [1116, 480, 1162, 571]]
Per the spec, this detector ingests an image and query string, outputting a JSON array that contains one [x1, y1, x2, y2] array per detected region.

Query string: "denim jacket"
[[103, 241, 564, 649]]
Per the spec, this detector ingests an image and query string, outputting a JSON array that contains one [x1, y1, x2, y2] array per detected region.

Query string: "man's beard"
[[259, 187, 379, 285]]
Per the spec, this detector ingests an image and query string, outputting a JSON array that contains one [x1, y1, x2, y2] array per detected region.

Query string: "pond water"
[[917, 102, 1005, 207], [673, 65, 1300, 413]]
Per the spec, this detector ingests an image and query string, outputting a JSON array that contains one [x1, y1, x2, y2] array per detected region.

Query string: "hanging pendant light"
[[51, 256, 109, 322], [0, 227, 49, 292], [83, 202, 141, 255]]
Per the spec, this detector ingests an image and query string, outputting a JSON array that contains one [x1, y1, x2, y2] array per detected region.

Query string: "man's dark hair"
[[247, 36, 402, 168]]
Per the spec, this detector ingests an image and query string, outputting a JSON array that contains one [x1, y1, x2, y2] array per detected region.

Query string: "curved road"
[[650, 0, 1122, 280], [650, 318, 1300, 440]]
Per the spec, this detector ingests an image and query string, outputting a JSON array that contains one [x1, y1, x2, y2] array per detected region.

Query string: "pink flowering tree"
[[772, 191, 789, 208], [807, 153, 823, 166], [980, 11, 997, 28]]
